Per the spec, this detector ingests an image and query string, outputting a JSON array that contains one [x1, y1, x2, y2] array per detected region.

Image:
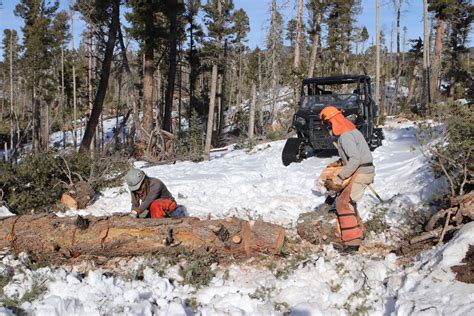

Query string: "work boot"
[[332, 243, 360, 254]]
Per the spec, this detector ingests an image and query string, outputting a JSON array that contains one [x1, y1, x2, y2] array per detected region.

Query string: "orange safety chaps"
[[335, 177, 365, 245], [149, 199, 177, 219]]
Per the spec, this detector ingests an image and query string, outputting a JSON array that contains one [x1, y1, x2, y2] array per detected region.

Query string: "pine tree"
[[428, 0, 463, 100], [202, 0, 236, 160], [265, 0, 284, 125], [126, 0, 164, 136], [326, 0, 361, 74], [442, 0, 473, 98], [231, 8, 249, 109], [163, 0, 186, 133], [14, 0, 64, 151]]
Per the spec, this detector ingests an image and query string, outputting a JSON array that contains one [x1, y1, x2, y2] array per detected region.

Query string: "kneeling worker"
[[320, 106, 375, 250], [125, 168, 177, 218]]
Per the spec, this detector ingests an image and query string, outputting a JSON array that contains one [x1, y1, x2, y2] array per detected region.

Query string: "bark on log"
[[0, 214, 285, 263]]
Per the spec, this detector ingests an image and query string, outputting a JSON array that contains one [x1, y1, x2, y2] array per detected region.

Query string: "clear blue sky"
[[0, 0, 472, 61]]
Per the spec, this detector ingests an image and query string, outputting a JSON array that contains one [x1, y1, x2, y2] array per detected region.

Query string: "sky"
[[0, 0, 472, 61]]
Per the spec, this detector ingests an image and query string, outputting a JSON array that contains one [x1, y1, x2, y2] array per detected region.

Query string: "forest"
[[0, 0, 471, 164]]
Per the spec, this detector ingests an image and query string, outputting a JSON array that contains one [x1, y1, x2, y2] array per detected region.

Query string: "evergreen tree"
[[1, 30, 20, 117], [325, 0, 361, 74], [126, 0, 165, 135], [231, 7, 249, 108], [163, 0, 186, 133], [286, 18, 297, 47], [202, 0, 236, 159], [14, 0, 65, 151], [265, 0, 284, 124], [442, 0, 473, 98]]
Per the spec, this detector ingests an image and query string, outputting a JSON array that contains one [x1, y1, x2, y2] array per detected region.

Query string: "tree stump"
[[0, 214, 286, 263], [296, 211, 339, 245]]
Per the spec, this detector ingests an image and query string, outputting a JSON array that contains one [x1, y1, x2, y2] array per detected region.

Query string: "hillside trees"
[[14, 0, 68, 152], [202, 0, 236, 160], [325, 0, 361, 75]]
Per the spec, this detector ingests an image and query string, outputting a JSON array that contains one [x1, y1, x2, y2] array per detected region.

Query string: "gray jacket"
[[131, 177, 174, 212], [336, 129, 375, 180]]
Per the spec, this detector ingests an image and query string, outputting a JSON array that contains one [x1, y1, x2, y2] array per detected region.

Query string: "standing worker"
[[125, 168, 178, 219], [320, 106, 375, 251]]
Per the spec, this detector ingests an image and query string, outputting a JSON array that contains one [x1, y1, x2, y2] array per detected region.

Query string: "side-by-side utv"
[[282, 75, 384, 166]]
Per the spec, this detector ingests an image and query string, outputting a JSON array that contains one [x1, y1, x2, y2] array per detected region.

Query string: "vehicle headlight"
[[294, 116, 306, 128]]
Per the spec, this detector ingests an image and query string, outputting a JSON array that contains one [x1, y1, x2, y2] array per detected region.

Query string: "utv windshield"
[[300, 82, 364, 110]]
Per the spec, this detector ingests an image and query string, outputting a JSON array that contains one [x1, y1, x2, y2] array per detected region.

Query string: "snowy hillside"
[[1, 119, 473, 315]]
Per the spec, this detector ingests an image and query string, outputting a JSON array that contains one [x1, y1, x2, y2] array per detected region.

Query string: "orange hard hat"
[[319, 106, 342, 123], [320, 106, 356, 136]]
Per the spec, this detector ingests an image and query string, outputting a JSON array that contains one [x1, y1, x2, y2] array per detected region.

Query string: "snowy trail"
[[1, 119, 473, 316]]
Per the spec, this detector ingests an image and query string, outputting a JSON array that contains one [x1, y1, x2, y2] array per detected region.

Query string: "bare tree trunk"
[[9, 32, 14, 156], [143, 45, 155, 134], [375, 0, 381, 111], [70, 4, 78, 149], [406, 64, 419, 106], [117, 26, 140, 143], [178, 47, 182, 134], [430, 18, 445, 101], [218, 40, 228, 144], [248, 82, 256, 140], [80, 0, 120, 153], [293, 0, 303, 70], [307, 8, 322, 78], [163, 1, 180, 133], [32, 81, 40, 152], [61, 46, 66, 149], [88, 22, 95, 151], [423, 0, 430, 112], [204, 64, 218, 160]]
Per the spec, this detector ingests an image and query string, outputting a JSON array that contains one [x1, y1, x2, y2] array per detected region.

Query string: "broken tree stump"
[[0, 214, 285, 263]]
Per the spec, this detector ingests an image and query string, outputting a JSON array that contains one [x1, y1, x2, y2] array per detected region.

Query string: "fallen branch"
[[410, 225, 459, 244]]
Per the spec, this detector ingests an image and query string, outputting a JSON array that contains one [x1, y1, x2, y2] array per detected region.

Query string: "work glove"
[[325, 174, 345, 192], [138, 209, 150, 218], [129, 210, 139, 218]]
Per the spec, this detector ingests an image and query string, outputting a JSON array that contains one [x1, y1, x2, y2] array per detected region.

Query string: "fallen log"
[[0, 214, 285, 263]]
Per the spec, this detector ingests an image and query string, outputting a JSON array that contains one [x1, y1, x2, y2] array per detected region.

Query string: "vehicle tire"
[[282, 138, 304, 166]]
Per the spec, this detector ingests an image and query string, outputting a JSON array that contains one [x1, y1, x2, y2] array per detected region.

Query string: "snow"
[[0, 206, 14, 218], [1, 119, 473, 315]]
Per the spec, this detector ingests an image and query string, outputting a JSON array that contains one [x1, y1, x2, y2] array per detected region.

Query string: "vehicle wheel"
[[282, 138, 304, 166]]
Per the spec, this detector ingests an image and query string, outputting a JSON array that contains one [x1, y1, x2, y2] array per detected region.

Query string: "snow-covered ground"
[[1, 119, 473, 315]]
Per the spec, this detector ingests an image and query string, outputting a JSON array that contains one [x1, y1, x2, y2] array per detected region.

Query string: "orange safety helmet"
[[319, 106, 356, 136]]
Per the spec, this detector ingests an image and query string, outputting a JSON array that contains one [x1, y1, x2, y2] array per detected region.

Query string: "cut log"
[[0, 214, 285, 263]]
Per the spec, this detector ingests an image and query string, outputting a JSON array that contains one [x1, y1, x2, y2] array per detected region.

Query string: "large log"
[[0, 215, 285, 263]]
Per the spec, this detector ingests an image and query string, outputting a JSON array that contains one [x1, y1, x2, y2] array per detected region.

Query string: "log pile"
[[0, 214, 285, 263], [410, 191, 474, 244]]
